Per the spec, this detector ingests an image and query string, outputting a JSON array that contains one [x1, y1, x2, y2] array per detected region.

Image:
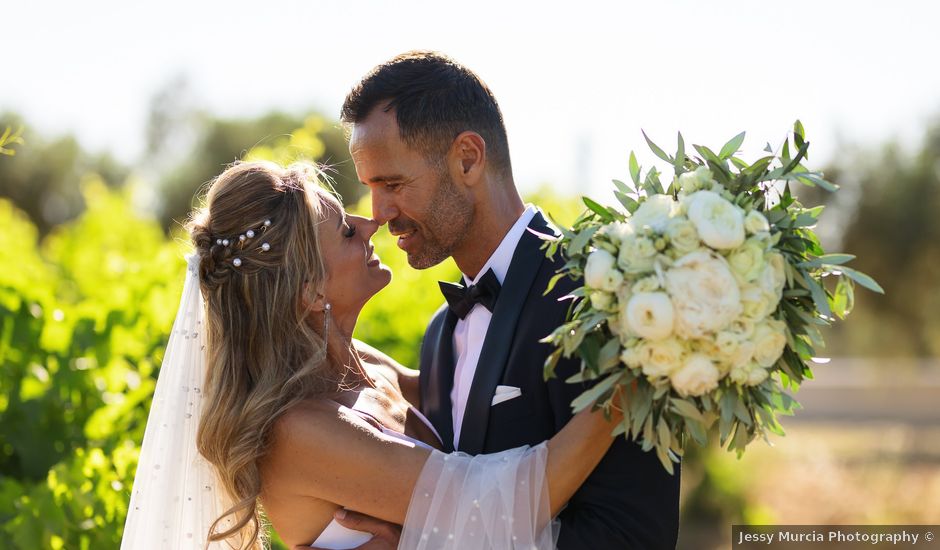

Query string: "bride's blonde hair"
[[187, 160, 341, 549]]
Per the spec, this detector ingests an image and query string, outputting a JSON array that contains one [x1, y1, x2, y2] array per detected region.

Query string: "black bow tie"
[[439, 269, 501, 320]]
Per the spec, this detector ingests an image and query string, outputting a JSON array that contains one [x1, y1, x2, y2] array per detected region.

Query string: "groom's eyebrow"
[[362, 174, 405, 185]]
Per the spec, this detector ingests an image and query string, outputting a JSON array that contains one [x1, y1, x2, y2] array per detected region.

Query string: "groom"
[[339, 51, 680, 549]]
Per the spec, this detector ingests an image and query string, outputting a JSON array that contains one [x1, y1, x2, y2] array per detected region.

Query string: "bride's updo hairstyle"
[[187, 160, 339, 549]]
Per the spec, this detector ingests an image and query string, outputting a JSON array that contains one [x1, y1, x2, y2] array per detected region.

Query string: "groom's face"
[[350, 107, 474, 269]]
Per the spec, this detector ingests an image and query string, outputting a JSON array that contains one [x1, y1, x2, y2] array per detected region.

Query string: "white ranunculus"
[[638, 338, 685, 379], [730, 362, 769, 386], [590, 290, 615, 312], [752, 319, 788, 367], [620, 345, 643, 368], [632, 275, 661, 294], [665, 250, 742, 338], [670, 353, 721, 397], [728, 238, 766, 284], [686, 190, 746, 250], [597, 221, 635, 246], [584, 249, 623, 292], [747, 364, 769, 386], [744, 210, 771, 234], [629, 194, 678, 233], [729, 363, 748, 385], [677, 166, 714, 193], [716, 330, 755, 369], [665, 217, 700, 255], [618, 235, 657, 273], [758, 251, 787, 300], [625, 292, 675, 341], [740, 284, 777, 322]]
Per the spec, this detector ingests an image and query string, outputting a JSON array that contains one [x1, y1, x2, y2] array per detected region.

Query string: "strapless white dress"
[[310, 407, 440, 549]]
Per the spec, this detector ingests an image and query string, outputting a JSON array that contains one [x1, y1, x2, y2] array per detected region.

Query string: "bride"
[[120, 160, 623, 550]]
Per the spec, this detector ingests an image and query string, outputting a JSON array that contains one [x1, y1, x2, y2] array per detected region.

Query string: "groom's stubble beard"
[[395, 169, 474, 270]]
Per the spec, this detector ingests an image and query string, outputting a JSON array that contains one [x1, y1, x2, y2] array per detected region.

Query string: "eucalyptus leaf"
[[642, 130, 673, 163], [670, 398, 705, 424], [582, 197, 614, 222], [570, 372, 621, 412], [629, 152, 641, 185], [719, 131, 746, 160], [837, 265, 885, 294], [614, 190, 639, 213]]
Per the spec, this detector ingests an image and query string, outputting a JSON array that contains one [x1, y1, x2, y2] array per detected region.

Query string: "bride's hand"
[[304, 510, 401, 550]]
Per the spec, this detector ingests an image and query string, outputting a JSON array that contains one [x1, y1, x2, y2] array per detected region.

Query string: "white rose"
[[589, 290, 615, 312], [665, 250, 742, 338], [677, 166, 714, 193], [665, 217, 700, 255], [728, 238, 766, 284], [744, 210, 771, 234], [629, 194, 678, 233], [631, 275, 661, 294], [618, 235, 657, 273], [639, 338, 685, 379], [625, 291, 675, 341], [740, 284, 777, 322], [670, 353, 721, 397], [752, 319, 788, 367], [584, 249, 624, 292], [686, 190, 746, 250]]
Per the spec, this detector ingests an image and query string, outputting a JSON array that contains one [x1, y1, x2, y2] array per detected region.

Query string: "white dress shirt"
[[450, 205, 537, 448]]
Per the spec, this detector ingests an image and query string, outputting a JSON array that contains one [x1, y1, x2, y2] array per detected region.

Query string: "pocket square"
[[491, 385, 522, 406]]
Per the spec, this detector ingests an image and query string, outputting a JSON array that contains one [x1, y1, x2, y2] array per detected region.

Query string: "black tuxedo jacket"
[[418, 211, 681, 549]]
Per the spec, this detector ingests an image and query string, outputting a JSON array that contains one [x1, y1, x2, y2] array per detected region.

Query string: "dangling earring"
[[323, 303, 332, 343]]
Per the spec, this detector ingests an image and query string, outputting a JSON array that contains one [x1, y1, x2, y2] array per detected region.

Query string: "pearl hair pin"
[[213, 219, 274, 269]]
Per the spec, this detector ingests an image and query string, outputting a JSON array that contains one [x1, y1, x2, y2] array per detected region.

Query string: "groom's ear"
[[450, 131, 486, 187]]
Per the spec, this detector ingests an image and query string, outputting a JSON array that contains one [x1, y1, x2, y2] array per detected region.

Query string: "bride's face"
[[315, 193, 391, 315]]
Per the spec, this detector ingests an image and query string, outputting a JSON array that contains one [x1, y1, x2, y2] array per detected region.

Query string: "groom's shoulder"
[[426, 302, 449, 327]]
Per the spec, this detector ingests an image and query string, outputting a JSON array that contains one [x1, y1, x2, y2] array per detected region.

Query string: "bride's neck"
[[324, 324, 373, 389]]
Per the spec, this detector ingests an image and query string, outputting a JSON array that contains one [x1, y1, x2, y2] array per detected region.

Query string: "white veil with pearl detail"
[[120, 253, 235, 550]]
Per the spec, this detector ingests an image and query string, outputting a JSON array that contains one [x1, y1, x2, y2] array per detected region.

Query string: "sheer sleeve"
[[399, 442, 559, 550]]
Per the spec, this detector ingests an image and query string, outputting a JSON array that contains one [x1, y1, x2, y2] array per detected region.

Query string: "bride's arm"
[[267, 398, 621, 525]]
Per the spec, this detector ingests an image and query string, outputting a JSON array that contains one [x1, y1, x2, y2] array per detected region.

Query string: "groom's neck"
[[453, 181, 524, 279]]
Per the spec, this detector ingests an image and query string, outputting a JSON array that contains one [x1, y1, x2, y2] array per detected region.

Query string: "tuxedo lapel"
[[456, 212, 553, 454], [421, 308, 458, 452]]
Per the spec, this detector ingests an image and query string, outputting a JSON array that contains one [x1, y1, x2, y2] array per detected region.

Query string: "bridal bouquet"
[[541, 122, 882, 473]]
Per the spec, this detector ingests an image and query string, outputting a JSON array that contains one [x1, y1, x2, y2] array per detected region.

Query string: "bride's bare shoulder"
[[271, 399, 377, 450]]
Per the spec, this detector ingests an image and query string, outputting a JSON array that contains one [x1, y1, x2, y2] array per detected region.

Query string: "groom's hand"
[[303, 510, 402, 550]]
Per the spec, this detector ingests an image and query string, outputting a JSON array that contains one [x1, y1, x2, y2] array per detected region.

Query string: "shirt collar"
[[463, 204, 538, 286]]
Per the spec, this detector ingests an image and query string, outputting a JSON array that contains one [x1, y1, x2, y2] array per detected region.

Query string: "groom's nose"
[[371, 194, 399, 226]]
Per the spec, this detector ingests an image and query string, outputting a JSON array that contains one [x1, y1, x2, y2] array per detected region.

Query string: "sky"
[[4, 0, 940, 199]]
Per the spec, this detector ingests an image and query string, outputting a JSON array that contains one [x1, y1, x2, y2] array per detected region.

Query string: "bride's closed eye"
[[343, 223, 357, 238]]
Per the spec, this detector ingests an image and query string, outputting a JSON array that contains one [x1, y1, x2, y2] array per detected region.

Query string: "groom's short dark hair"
[[341, 50, 512, 176]]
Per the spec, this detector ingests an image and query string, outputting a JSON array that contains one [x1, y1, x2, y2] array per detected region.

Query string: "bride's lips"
[[366, 245, 380, 267]]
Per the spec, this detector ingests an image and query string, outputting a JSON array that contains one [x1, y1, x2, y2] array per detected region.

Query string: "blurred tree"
[[821, 116, 940, 357], [0, 125, 23, 157], [0, 113, 129, 236], [152, 109, 361, 232]]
